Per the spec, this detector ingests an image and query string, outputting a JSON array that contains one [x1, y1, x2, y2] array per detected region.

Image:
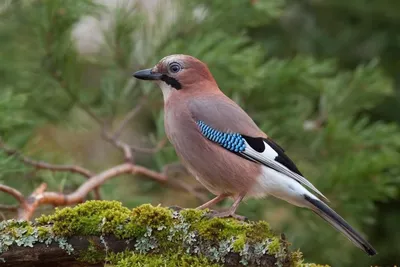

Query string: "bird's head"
[[133, 54, 218, 100]]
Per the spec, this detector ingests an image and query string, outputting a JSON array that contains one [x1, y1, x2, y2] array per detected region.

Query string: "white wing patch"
[[261, 141, 279, 158], [241, 139, 329, 202]]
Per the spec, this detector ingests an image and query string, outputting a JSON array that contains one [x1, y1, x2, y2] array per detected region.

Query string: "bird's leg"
[[196, 193, 229, 210], [207, 192, 247, 221]]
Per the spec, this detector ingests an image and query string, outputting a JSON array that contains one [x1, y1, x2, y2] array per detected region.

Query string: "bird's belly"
[[186, 166, 222, 196], [175, 143, 261, 196]]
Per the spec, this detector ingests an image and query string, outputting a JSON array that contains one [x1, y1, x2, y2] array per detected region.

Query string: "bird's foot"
[[206, 210, 248, 221]]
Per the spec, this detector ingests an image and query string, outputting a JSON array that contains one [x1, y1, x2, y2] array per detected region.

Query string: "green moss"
[[245, 221, 273, 242], [77, 239, 105, 264], [107, 251, 221, 267], [129, 203, 174, 244], [232, 235, 245, 252], [266, 236, 281, 254], [181, 210, 275, 256], [179, 208, 207, 222], [291, 250, 303, 267], [131, 204, 173, 228], [37, 226, 50, 239], [36, 200, 132, 237], [1, 201, 327, 266], [35, 200, 275, 252], [291, 251, 330, 267]]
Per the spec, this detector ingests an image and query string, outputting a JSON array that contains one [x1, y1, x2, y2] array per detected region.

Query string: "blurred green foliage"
[[0, 0, 399, 266]]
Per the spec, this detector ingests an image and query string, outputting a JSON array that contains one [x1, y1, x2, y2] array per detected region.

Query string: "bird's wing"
[[189, 96, 329, 202]]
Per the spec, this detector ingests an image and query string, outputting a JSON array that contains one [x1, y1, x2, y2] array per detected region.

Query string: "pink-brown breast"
[[164, 91, 263, 196]]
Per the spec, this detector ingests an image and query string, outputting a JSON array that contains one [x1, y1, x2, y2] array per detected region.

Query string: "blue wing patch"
[[197, 121, 246, 152], [197, 121, 301, 175]]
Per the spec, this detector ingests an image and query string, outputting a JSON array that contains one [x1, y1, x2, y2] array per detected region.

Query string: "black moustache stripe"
[[161, 75, 182, 90]]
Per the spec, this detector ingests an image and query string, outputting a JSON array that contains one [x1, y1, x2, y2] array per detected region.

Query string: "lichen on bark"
[[0, 200, 329, 267]]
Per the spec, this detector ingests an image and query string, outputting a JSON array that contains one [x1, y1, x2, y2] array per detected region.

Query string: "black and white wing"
[[197, 120, 329, 202]]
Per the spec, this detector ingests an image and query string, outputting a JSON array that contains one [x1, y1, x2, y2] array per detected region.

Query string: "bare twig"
[[134, 165, 168, 182], [0, 204, 19, 212], [130, 137, 168, 154], [18, 163, 168, 220], [57, 80, 166, 158], [0, 184, 26, 208], [112, 96, 147, 140], [0, 138, 101, 200], [101, 127, 134, 163], [103, 115, 168, 162], [0, 139, 93, 178], [0, 143, 206, 220]]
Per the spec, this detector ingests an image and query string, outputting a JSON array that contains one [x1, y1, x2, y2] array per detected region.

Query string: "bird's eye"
[[169, 62, 182, 73]]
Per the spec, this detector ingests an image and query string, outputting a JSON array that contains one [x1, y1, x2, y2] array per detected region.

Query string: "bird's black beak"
[[133, 68, 162, 80]]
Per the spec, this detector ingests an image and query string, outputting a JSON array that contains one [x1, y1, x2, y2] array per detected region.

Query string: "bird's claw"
[[206, 211, 248, 222]]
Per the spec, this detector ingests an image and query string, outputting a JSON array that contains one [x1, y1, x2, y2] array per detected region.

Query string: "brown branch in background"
[[101, 127, 134, 163], [16, 163, 168, 220], [0, 204, 19, 212], [0, 138, 92, 177], [0, 141, 207, 220], [130, 137, 168, 154], [102, 117, 167, 162], [22, 183, 48, 219], [0, 138, 101, 200], [0, 184, 27, 211]]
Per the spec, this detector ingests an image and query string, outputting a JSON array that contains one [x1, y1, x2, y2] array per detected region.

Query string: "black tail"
[[304, 195, 377, 256]]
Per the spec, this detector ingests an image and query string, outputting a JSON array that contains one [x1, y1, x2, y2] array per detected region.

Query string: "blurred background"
[[0, 0, 399, 266]]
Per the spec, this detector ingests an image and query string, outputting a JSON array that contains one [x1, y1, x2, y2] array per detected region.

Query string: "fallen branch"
[[0, 202, 311, 267]]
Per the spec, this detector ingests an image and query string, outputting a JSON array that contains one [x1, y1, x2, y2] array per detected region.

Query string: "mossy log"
[[0, 200, 328, 267]]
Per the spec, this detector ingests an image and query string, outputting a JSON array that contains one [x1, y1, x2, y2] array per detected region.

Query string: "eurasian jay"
[[133, 54, 377, 256]]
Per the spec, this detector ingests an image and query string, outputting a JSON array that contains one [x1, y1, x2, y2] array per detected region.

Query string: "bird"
[[133, 54, 377, 256]]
